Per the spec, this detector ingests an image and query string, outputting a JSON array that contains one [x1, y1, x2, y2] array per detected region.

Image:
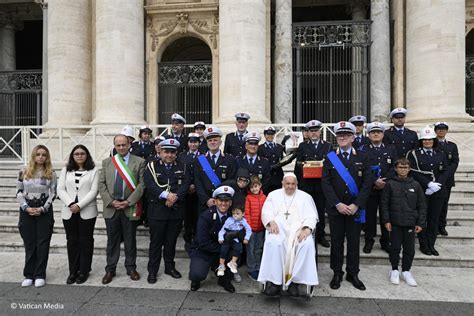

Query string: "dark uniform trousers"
[[19, 208, 54, 279], [144, 159, 191, 275], [365, 193, 389, 248], [389, 225, 416, 271], [178, 151, 200, 245], [322, 149, 373, 276], [418, 188, 446, 249], [436, 140, 459, 230]]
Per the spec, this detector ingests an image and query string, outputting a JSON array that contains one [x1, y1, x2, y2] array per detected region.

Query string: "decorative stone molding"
[[0, 11, 24, 31]]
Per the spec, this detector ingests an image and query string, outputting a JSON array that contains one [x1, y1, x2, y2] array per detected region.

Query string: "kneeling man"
[[258, 173, 319, 297]]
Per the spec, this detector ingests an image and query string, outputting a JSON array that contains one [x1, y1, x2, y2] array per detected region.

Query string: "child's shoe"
[[227, 261, 238, 274], [401, 271, 417, 287], [233, 272, 242, 283], [217, 264, 226, 277], [21, 279, 33, 287], [34, 278, 45, 288], [389, 270, 400, 285]]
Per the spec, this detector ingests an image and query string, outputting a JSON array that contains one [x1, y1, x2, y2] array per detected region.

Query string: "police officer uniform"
[[130, 126, 155, 159], [236, 132, 272, 194], [296, 120, 332, 247], [166, 113, 188, 154], [407, 127, 449, 256], [383, 108, 418, 159], [322, 121, 373, 291], [145, 136, 165, 164], [349, 115, 370, 150], [257, 126, 284, 193], [194, 126, 237, 212], [194, 121, 209, 154], [224, 112, 250, 158], [434, 122, 459, 236], [359, 122, 396, 253], [144, 139, 191, 283], [188, 186, 236, 292]]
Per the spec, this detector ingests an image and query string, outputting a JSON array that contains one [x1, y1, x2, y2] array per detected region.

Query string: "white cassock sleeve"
[[261, 190, 279, 227], [299, 191, 319, 230]]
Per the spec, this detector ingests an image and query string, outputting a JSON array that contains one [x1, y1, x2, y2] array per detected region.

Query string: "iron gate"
[[292, 21, 371, 123], [466, 56, 474, 116], [158, 61, 212, 125]]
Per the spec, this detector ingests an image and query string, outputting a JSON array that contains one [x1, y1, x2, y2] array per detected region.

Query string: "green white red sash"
[[111, 154, 142, 220]]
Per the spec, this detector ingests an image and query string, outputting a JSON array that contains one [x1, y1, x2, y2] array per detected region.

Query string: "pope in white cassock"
[[258, 173, 319, 297]]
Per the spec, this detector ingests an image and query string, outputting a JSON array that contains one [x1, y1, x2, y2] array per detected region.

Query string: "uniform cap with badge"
[[263, 126, 276, 135], [418, 126, 436, 140], [187, 132, 200, 142], [434, 121, 449, 130], [305, 120, 322, 131], [243, 131, 261, 145], [349, 115, 367, 125], [366, 121, 385, 133], [159, 138, 181, 150], [193, 121, 206, 129], [203, 125, 223, 139], [389, 107, 407, 119], [234, 112, 250, 121], [171, 113, 186, 124], [213, 185, 235, 200], [333, 121, 356, 134], [153, 135, 166, 144]]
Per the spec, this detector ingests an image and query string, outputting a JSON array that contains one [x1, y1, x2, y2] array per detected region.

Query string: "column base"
[[407, 112, 473, 124]]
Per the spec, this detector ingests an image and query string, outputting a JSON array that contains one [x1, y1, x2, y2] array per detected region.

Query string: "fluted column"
[[406, 0, 472, 122], [274, 0, 293, 124], [46, 0, 92, 126], [92, 0, 145, 126], [0, 12, 18, 71], [217, 0, 269, 124]]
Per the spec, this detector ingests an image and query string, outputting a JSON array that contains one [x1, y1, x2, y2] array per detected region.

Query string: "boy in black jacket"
[[381, 158, 427, 287]]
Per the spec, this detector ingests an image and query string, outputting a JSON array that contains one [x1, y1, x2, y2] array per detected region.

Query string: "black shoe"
[[165, 268, 182, 279], [75, 273, 89, 284], [317, 236, 330, 248], [420, 246, 432, 256], [330, 273, 343, 290], [191, 281, 200, 291], [346, 274, 366, 291], [147, 274, 157, 284], [287, 282, 299, 297], [218, 278, 235, 293], [363, 240, 374, 254], [66, 274, 77, 285], [430, 247, 440, 256], [439, 227, 448, 236], [263, 282, 281, 297]]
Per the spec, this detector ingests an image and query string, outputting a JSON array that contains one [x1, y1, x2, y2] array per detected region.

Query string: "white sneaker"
[[217, 264, 225, 277], [389, 270, 400, 285], [233, 272, 242, 283], [21, 279, 33, 287], [401, 271, 417, 287], [227, 261, 238, 274], [34, 278, 45, 288]]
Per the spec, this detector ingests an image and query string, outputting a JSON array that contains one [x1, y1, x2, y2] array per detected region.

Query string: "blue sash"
[[327, 151, 366, 223], [198, 155, 221, 188]]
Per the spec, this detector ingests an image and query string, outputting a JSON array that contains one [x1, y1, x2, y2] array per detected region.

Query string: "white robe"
[[257, 188, 319, 287]]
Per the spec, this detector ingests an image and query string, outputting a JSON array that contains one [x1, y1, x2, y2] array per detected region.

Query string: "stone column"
[[92, 0, 145, 126], [274, 0, 293, 124], [0, 12, 17, 71], [217, 0, 269, 124], [351, 1, 367, 116], [406, 0, 472, 122], [40, 1, 48, 124], [370, 0, 391, 122], [46, 0, 92, 126]]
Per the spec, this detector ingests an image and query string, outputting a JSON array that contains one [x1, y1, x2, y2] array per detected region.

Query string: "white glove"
[[425, 188, 434, 196], [428, 182, 442, 193]]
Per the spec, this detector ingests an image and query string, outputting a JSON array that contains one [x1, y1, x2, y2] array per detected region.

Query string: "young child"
[[217, 205, 252, 276], [244, 176, 267, 281], [381, 158, 427, 287]]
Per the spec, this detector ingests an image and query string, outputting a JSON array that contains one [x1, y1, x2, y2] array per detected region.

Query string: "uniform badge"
[[448, 154, 452, 159], [358, 170, 362, 177], [178, 179, 182, 185], [387, 158, 391, 164], [222, 173, 226, 179], [439, 165, 443, 171], [258, 174, 263, 179]]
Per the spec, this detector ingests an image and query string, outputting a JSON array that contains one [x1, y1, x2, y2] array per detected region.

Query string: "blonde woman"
[[16, 145, 57, 288], [58, 145, 98, 285]]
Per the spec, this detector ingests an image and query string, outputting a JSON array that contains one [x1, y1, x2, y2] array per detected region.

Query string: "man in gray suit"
[[99, 134, 145, 284]]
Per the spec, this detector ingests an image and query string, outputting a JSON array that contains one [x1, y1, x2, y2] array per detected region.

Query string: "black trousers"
[[418, 190, 445, 249], [183, 192, 199, 244], [329, 213, 361, 276], [62, 213, 96, 275], [147, 218, 182, 275], [18, 209, 54, 279], [104, 211, 138, 273], [438, 185, 452, 230], [364, 193, 389, 248], [188, 250, 233, 284], [388, 225, 415, 271]]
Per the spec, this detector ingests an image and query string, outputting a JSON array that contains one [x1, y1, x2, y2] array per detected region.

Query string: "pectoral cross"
[[284, 210, 291, 220]]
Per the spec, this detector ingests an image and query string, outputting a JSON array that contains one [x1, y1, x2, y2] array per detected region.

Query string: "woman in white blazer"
[[57, 144, 98, 285]]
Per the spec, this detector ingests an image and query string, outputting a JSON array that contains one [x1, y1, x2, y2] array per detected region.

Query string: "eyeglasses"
[[73, 152, 86, 157], [237, 178, 249, 183]]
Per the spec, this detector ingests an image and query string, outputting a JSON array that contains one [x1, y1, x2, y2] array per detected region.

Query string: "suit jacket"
[[98, 154, 146, 219], [383, 127, 418, 159], [57, 167, 99, 220], [224, 132, 247, 158], [436, 140, 459, 187]]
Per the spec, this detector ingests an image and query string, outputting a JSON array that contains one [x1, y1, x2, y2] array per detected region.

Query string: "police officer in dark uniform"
[[166, 113, 188, 154], [178, 133, 202, 249], [383, 108, 418, 159], [224, 112, 250, 158], [130, 126, 154, 159], [146, 136, 166, 164], [434, 122, 459, 236], [188, 185, 236, 292], [144, 139, 191, 283], [407, 127, 449, 256], [236, 131, 271, 194], [193, 121, 209, 154], [349, 115, 370, 150], [359, 122, 396, 254], [322, 121, 372, 291], [194, 126, 237, 212], [296, 120, 332, 248], [257, 126, 284, 193]]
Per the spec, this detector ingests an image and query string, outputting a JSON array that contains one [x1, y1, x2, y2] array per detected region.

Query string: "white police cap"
[[263, 126, 276, 134], [389, 107, 407, 118], [418, 126, 436, 140], [203, 125, 223, 139], [243, 131, 261, 143], [366, 122, 385, 133], [153, 135, 166, 144], [171, 113, 186, 124], [234, 112, 250, 121], [159, 139, 180, 150], [304, 120, 322, 130], [333, 121, 356, 134], [434, 121, 449, 129], [120, 125, 135, 139], [349, 115, 367, 124], [193, 121, 206, 128], [212, 185, 235, 200], [187, 132, 200, 141]]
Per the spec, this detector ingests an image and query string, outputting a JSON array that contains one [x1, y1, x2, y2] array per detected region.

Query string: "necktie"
[[212, 154, 217, 165], [114, 173, 123, 200], [397, 129, 403, 135], [221, 215, 227, 224], [342, 152, 349, 161], [166, 164, 172, 170], [249, 157, 254, 165], [269, 143, 273, 149], [356, 137, 360, 143], [427, 150, 432, 156], [375, 146, 380, 152], [238, 134, 243, 142]]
